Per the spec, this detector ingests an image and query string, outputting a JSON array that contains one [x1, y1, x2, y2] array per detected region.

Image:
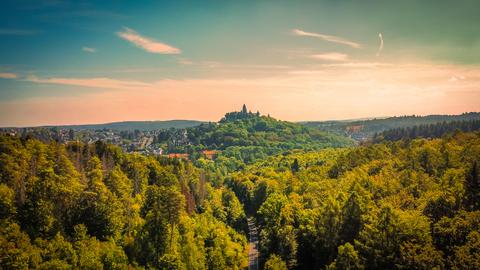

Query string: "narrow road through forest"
[[247, 217, 259, 270]]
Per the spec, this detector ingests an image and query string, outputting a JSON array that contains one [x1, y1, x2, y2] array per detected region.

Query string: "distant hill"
[[43, 120, 205, 131], [301, 112, 480, 141], [373, 119, 480, 142], [155, 105, 353, 169]]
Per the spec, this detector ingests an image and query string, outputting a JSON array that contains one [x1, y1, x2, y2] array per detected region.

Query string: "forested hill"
[[156, 106, 353, 168], [302, 112, 480, 141], [188, 111, 352, 150]]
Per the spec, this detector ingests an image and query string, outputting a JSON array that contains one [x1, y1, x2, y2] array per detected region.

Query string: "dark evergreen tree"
[[465, 160, 480, 210], [291, 158, 300, 173]]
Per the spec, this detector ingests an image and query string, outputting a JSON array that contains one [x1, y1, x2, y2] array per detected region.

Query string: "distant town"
[[0, 127, 218, 160]]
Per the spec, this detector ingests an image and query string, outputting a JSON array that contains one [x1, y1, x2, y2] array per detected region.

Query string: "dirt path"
[[247, 217, 259, 270]]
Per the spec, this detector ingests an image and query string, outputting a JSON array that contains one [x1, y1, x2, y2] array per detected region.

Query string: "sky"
[[1, 0, 479, 127]]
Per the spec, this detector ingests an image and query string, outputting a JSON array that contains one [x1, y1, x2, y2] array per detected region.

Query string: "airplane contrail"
[[376, 33, 384, 56], [292, 29, 361, 48]]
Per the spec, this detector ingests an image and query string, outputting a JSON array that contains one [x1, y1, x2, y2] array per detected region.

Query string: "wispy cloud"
[[292, 29, 361, 48], [82, 47, 96, 53], [449, 75, 466, 82], [25, 76, 152, 90], [6, 62, 480, 126], [0, 73, 17, 79], [311, 53, 348, 61], [178, 58, 194, 65], [0, 29, 39, 35], [376, 33, 384, 56], [117, 27, 181, 54], [23, 63, 480, 94]]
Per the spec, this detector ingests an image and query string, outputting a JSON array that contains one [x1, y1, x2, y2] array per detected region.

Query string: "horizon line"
[[1, 111, 479, 129]]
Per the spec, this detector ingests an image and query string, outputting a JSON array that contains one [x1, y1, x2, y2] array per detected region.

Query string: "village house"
[[201, 150, 217, 159]]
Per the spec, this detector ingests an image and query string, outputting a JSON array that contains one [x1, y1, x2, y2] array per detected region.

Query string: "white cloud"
[[311, 53, 348, 61], [292, 29, 361, 48], [82, 47, 96, 53], [117, 27, 181, 54], [449, 75, 466, 82], [0, 73, 17, 79], [376, 33, 384, 56]]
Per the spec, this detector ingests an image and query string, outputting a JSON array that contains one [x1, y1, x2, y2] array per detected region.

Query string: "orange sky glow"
[[2, 61, 479, 126]]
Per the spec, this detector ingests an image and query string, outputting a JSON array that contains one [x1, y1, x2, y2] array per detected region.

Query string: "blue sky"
[[1, 0, 479, 126]]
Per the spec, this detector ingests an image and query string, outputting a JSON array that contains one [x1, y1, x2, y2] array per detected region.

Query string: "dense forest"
[[373, 119, 480, 142], [1, 109, 480, 269], [303, 112, 480, 141], [0, 137, 248, 269], [228, 131, 480, 269]]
